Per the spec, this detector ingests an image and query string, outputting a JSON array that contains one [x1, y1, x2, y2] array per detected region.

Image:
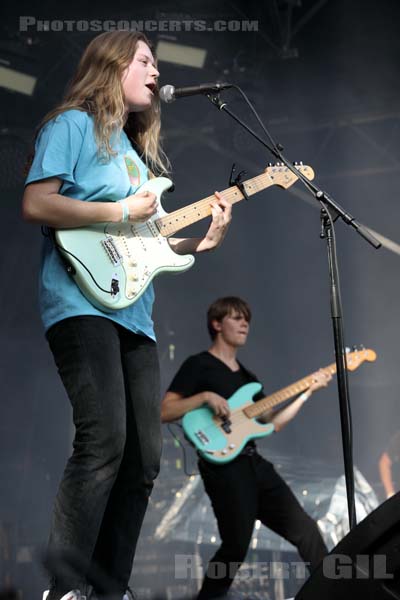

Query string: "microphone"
[[159, 82, 233, 103]]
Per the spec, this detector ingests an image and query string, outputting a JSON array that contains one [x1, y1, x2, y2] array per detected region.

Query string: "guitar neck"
[[155, 171, 274, 237], [244, 362, 338, 419]]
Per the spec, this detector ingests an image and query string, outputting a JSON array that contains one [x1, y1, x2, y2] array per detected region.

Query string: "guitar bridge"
[[195, 430, 210, 445]]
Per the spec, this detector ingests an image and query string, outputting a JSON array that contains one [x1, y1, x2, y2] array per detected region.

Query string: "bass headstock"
[[345, 346, 377, 371]]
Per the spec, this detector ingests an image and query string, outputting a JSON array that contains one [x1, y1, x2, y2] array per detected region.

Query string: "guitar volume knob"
[[127, 287, 137, 297]]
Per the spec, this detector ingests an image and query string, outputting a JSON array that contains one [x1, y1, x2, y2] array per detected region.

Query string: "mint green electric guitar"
[[55, 163, 314, 311], [182, 348, 376, 464]]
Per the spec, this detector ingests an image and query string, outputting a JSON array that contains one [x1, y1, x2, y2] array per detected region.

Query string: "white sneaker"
[[86, 593, 131, 600], [42, 592, 85, 600], [86, 592, 133, 600]]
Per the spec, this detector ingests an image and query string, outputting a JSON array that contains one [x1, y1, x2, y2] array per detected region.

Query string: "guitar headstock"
[[264, 162, 315, 189], [345, 347, 377, 371]]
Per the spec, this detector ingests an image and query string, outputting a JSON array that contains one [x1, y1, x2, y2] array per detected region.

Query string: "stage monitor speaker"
[[295, 491, 400, 600]]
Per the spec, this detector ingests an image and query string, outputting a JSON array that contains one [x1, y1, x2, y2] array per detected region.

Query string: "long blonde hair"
[[38, 30, 169, 174]]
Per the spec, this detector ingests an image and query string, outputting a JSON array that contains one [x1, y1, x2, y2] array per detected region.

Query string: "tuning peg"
[[345, 347, 351, 353], [268, 162, 273, 167], [352, 345, 358, 352]]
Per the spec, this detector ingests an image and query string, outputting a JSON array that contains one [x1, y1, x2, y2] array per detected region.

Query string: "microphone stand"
[[206, 93, 381, 530]]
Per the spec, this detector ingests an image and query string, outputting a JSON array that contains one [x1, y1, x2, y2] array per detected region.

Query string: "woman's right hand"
[[123, 190, 158, 222]]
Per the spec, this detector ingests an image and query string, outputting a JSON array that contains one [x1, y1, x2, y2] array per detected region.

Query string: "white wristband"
[[298, 392, 310, 403], [117, 199, 129, 222]]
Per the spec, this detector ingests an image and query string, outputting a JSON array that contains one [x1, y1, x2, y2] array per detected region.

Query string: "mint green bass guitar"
[[182, 348, 376, 464]]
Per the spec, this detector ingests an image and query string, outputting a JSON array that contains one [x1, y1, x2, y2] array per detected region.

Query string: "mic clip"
[[229, 163, 249, 201]]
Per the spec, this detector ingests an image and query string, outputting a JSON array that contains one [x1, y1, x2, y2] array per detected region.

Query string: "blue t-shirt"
[[25, 109, 156, 340]]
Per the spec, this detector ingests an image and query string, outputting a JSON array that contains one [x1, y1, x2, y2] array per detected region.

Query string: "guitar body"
[[182, 382, 275, 464], [55, 177, 195, 311]]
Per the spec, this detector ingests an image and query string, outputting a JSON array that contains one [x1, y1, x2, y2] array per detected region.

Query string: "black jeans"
[[197, 452, 327, 599], [45, 316, 161, 600]]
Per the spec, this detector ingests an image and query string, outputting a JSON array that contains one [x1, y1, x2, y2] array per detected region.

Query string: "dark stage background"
[[1, 1, 400, 598]]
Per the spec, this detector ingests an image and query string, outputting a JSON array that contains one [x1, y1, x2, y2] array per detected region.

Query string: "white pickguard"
[[55, 177, 195, 311]]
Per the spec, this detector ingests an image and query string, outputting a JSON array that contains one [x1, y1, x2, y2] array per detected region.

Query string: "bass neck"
[[243, 347, 377, 419]]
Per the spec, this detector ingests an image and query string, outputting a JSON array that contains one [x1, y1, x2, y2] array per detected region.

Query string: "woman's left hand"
[[167, 192, 232, 255], [201, 191, 232, 251]]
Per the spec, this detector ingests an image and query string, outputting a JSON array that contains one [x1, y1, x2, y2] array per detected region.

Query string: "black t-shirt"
[[168, 351, 264, 405], [168, 351, 265, 454]]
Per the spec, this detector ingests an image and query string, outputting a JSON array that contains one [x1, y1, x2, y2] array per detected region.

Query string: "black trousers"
[[45, 316, 161, 600], [197, 451, 327, 599]]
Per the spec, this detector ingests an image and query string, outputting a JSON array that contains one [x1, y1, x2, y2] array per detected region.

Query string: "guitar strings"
[[196, 357, 363, 444], [155, 174, 268, 230], [155, 166, 311, 232], [114, 183, 253, 241], [104, 168, 310, 269], [112, 168, 298, 239]]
